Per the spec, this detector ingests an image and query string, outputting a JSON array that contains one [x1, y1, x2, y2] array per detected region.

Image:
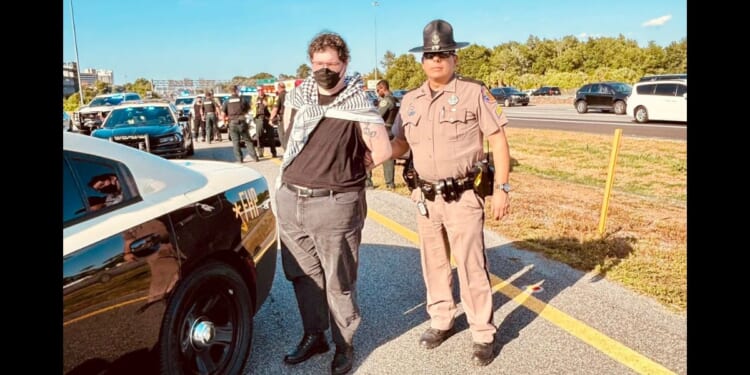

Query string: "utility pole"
[[69, 0, 85, 107], [372, 1, 379, 80]]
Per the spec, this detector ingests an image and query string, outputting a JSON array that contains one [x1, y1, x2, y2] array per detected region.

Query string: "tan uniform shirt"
[[396, 76, 508, 182]]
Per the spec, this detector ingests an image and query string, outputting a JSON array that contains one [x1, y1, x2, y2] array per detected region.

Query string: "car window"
[[125, 94, 141, 101], [63, 158, 87, 224], [104, 106, 176, 128], [174, 97, 194, 105], [63, 152, 137, 226], [89, 95, 126, 106], [636, 84, 656, 95], [675, 84, 687, 96], [654, 84, 678, 96]]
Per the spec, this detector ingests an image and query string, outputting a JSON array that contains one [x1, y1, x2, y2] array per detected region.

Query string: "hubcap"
[[191, 319, 216, 349]]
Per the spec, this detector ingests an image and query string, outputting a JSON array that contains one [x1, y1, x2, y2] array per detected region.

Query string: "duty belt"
[[417, 173, 475, 202], [284, 183, 339, 198]]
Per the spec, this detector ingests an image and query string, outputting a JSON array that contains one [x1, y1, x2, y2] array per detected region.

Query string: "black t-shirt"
[[281, 91, 368, 192]]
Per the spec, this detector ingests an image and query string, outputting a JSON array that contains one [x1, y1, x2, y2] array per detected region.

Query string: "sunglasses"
[[423, 51, 455, 60]]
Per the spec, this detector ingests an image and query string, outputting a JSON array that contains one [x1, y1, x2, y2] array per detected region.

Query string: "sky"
[[62, 0, 687, 84]]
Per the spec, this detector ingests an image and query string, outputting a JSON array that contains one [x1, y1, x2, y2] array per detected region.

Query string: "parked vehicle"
[[72, 92, 142, 135], [63, 131, 277, 374], [173, 94, 203, 121], [574, 82, 632, 114], [626, 79, 687, 123], [531, 86, 561, 96], [91, 101, 194, 158], [490, 87, 530, 107]]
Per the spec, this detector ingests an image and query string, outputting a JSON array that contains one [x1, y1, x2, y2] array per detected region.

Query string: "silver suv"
[[72, 92, 142, 135]]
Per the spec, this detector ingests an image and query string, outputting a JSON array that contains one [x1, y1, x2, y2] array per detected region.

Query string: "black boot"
[[331, 344, 353, 375], [283, 332, 329, 365]]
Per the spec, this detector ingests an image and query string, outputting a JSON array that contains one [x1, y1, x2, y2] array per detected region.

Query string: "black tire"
[[575, 100, 588, 114], [159, 261, 254, 375], [634, 106, 649, 123], [614, 100, 626, 115], [522, 103, 528, 106], [186, 140, 195, 157]]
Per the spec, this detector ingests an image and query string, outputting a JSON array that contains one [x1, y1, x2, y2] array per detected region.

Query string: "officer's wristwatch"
[[496, 183, 511, 193]]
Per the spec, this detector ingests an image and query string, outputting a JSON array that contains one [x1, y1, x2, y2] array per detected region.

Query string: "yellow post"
[[598, 129, 623, 236]]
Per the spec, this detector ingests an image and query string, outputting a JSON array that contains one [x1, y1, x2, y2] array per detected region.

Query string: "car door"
[[63, 152, 177, 374], [654, 83, 683, 122]]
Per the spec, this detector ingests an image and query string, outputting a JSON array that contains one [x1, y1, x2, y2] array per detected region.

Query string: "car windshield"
[[506, 87, 523, 94], [174, 97, 194, 105], [610, 83, 633, 95], [103, 106, 176, 128], [89, 95, 128, 106]]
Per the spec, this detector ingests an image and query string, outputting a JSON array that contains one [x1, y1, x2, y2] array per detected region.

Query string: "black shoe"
[[283, 333, 329, 365], [419, 327, 452, 349], [471, 341, 494, 366], [331, 344, 353, 375]]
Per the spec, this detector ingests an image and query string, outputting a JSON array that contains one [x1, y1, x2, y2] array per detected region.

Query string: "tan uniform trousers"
[[412, 188, 496, 344]]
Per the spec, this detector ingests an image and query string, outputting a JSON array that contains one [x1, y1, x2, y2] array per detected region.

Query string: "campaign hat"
[[408, 19, 469, 53]]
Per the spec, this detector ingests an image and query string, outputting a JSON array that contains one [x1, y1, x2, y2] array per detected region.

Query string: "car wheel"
[[187, 140, 194, 156], [634, 106, 649, 123], [522, 103, 528, 106], [504, 99, 511, 107], [576, 100, 588, 114], [159, 261, 254, 375], [614, 101, 626, 115]]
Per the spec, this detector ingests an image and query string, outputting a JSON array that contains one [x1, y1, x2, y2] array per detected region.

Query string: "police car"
[[63, 132, 278, 374], [91, 101, 195, 158], [72, 92, 142, 134]]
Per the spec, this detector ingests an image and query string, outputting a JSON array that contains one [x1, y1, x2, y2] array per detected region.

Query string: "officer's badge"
[[482, 86, 496, 104], [447, 94, 459, 106], [495, 105, 503, 117], [431, 32, 441, 50], [379, 100, 388, 107]]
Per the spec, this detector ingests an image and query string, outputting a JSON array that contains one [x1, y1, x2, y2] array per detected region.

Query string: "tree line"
[[64, 34, 686, 111]]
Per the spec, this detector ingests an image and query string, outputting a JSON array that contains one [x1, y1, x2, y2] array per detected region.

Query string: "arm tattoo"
[[361, 123, 377, 138]]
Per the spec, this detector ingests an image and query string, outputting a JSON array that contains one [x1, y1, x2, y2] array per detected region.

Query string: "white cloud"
[[642, 14, 672, 27]]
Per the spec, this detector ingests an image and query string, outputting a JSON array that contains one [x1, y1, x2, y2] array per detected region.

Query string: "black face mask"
[[98, 184, 119, 195], [313, 68, 342, 89]]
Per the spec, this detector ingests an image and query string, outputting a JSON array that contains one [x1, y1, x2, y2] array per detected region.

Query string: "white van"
[[626, 79, 687, 123]]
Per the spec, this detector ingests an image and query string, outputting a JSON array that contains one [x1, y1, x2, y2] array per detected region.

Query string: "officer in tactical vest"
[[223, 85, 259, 163], [191, 96, 205, 142], [366, 79, 399, 189]]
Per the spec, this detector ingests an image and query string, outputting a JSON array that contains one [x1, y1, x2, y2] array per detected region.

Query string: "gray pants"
[[205, 112, 220, 141], [228, 121, 257, 162], [276, 184, 366, 346]]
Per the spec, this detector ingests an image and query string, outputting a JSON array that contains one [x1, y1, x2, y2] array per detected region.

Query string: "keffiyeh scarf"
[[277, 72, 384, 181]]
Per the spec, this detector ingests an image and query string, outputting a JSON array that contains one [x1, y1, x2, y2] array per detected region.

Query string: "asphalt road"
[[192, 136, 686, 375], [503, 104, 687, 141]]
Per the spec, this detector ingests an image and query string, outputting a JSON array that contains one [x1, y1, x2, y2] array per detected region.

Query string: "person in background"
[[255, 88, 277, 158], [203, 91, 223, 143], [365, 79, 398, 190], [223, 85, 259, 163], [276, 31, 392, 375], [389, 19, 511, 367], [191, 96, 205, 142], [270, 82, 287, 149]]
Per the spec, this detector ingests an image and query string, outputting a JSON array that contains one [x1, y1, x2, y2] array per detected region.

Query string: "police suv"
[[72, 92, 142, 134]]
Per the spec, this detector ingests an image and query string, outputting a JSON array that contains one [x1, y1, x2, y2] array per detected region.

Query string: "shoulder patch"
[[482, 86, 496, 104]]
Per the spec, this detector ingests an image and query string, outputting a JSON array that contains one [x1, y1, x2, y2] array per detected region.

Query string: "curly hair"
[[307, 32, 350, 64]]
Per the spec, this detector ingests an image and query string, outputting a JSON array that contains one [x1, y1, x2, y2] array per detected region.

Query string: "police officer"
[[369, 79, 398, 189], [269, 82, 287, 148], [203, 91, 223, 143], [255, 88, 277, 158], [190, 96, 205, 142], [390, 19, 511, 367], [222, 85, 259, 163]]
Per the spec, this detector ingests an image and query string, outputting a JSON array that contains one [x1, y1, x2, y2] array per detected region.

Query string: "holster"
[[472, 158, 495, 199]]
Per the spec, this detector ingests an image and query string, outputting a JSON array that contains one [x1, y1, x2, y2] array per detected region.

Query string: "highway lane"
[[191, 142, 687, 375], [503, 104, 687, 141]]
